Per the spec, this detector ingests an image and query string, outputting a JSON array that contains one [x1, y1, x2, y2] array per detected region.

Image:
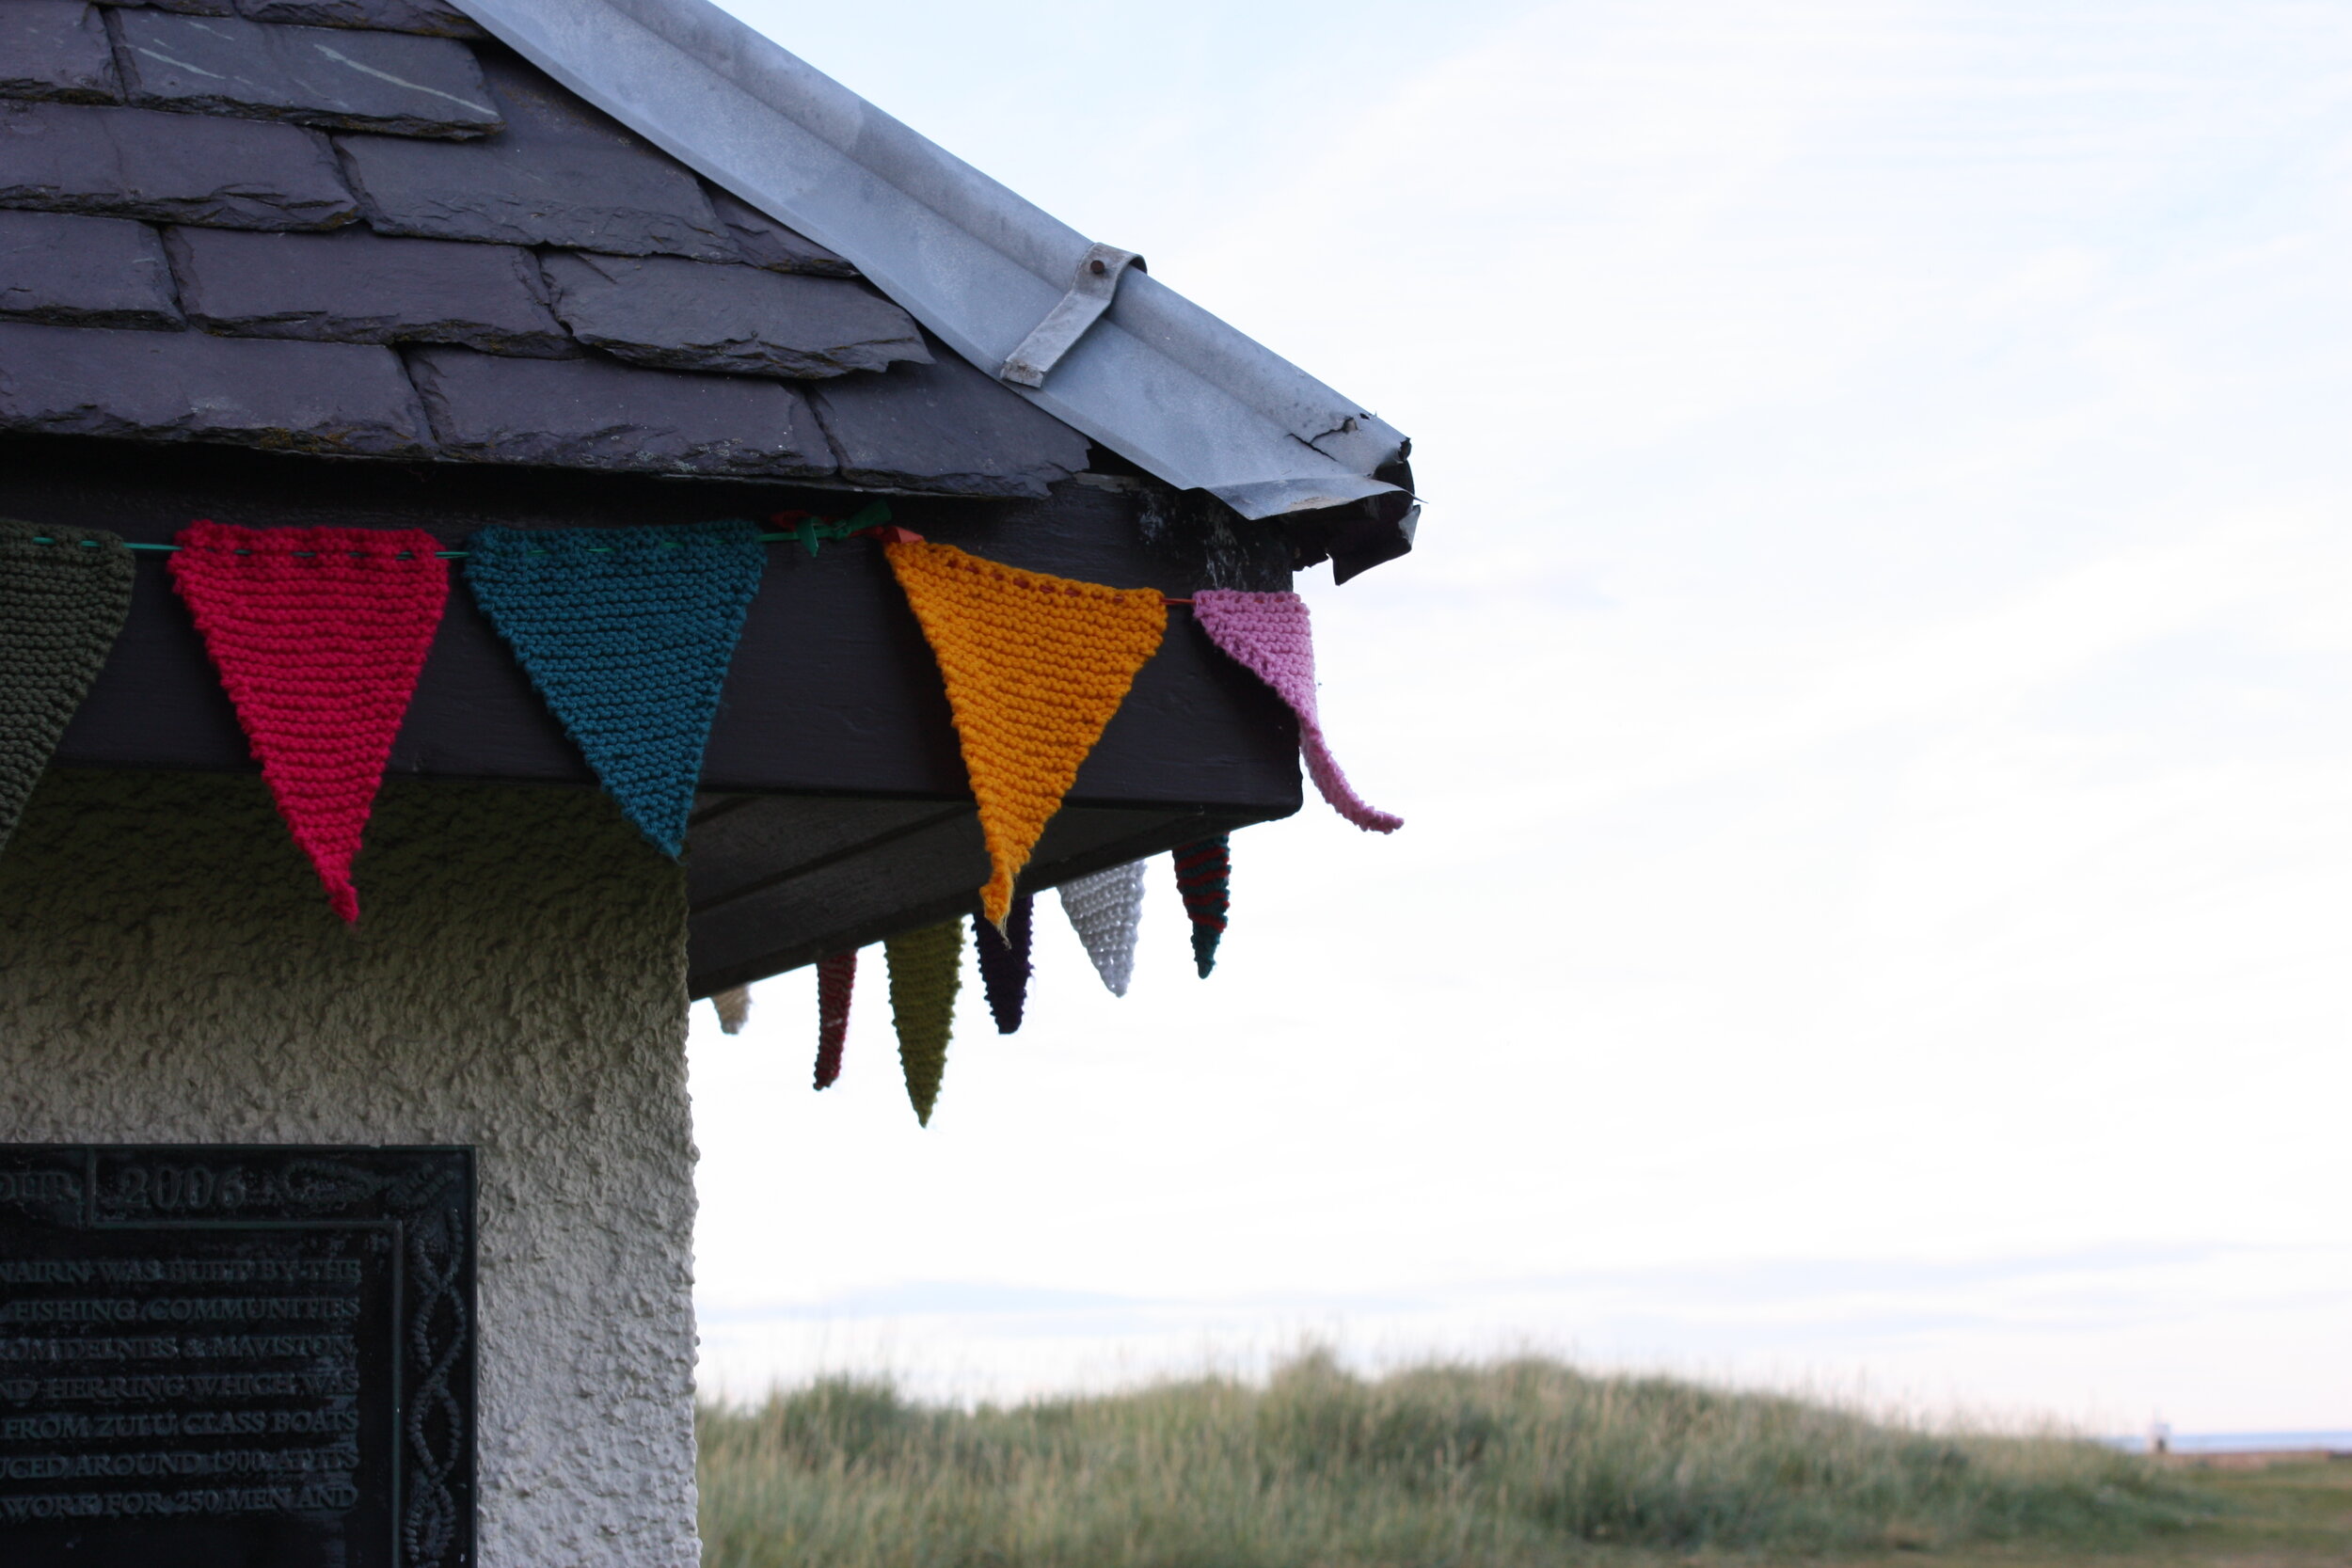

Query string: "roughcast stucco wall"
[[0, 768, 698, 1568]]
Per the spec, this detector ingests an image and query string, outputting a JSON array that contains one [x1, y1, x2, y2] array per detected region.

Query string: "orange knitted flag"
[[884, 541, 1166, 926]]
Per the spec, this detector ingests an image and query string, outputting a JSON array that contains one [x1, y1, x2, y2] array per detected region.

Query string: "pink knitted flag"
[[1191, 590, 1401, 832], [169, 520, 449, 923]]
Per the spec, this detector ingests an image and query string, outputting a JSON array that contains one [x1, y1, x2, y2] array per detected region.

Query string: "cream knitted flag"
[[1058, 860, 1146, 997]]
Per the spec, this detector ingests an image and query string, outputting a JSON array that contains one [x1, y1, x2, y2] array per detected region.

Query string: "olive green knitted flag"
[[886, 919, 962, 1126], [0, 519, 135, 857]]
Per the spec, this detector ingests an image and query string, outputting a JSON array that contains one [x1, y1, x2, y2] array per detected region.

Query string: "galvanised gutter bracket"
[[1000, 244, 1144, 390], [449, 0, 1414, 531]]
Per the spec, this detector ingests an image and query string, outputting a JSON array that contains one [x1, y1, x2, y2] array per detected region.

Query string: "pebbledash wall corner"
[[0, 0, 1418, 1562]]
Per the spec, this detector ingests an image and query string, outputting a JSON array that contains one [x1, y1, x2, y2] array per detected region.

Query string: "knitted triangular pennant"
[[1192, 590, 1401, 832], [1059, 860, 1145, 997], [974, 893, 1033, 1034], [883, 541, 1165, 926], [712, 987, 752, 1035], [169, 520, 448, 922], [0, 519, 135, 858], [464, 521, 765, 856], [1171, 835, 1231, 978], [886, 921, 961, 1125], [814, 950, 856, 1090]]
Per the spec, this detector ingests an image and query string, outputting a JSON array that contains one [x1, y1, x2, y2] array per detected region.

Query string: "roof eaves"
[[445, 0, 1415, 540]]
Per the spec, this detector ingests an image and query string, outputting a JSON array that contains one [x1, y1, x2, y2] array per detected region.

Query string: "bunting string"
[[4, 503, 1396, 944]]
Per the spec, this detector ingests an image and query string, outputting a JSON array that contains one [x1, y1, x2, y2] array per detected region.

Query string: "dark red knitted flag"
[[169, 520, 448, 923], [974, 893, 1033, 1034], [1172, 835, 1231, 977], [814, 951, 856, 1089]]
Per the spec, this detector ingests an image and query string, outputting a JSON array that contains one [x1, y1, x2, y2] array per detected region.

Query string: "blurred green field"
[[697, 1351, 2347, 1566]]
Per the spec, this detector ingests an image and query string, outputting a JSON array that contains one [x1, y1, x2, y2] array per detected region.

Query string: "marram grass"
[[697, 1351, 2213, 1567]]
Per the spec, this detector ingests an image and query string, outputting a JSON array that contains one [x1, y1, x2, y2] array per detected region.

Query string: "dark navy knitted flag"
[[464, 520, 764, 856], [974, 893, 1033, 1033]]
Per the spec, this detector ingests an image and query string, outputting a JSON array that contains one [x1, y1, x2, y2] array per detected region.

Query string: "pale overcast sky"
[[686, 1, 2352, 1434]]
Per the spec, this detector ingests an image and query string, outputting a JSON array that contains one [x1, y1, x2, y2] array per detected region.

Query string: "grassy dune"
[[697, 1351, 2254, 1567]]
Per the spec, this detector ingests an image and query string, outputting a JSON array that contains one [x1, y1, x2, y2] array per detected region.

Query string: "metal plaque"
[[0, 1146, 475, 1568]]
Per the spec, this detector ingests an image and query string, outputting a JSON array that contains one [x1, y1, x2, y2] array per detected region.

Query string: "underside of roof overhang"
[[6, 435, 1302, 993]]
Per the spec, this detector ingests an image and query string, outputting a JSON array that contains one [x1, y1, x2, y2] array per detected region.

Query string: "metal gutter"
[[449, 0, 1415, 549]]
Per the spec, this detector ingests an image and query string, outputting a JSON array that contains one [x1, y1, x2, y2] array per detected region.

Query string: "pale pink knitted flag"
[[1192, 590, 1401, 832]]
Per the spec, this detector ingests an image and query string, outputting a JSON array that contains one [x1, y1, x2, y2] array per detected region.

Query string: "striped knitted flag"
[[464, 521, 765, 857], [1192, 589, 1401, 832], [883, 541, 1165, 927], [814, 950, 856, 1090], [974, 893, 1033, 1034], [1059, 860, 1145, 997], [886, 921, 961, 1125], [169, 520, 448, 923], [1170, 835, 1231, 978], [0, 519, 135, 859]]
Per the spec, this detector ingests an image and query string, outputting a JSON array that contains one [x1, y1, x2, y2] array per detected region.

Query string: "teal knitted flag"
[[464, 520, 765, 856], [0, 519, 135, 859]]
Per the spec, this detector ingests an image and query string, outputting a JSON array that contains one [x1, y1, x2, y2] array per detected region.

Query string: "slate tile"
[[807, 351, 1090, 499], [472, 49, 641, 146], [708, 189, 855, 277], [107, 0, 236, 16], [407, 346, 834, 478], [0, 211, 180, 327], [0, 4, 119, 104], [0, 321, 430, 454], [540, 252, 928, 380], [166, 225, 572, 356], [338, 134, 737, 259], [235, 0, 485, 40], [113, 10, 500, 138], [0, 101, 358, 230]]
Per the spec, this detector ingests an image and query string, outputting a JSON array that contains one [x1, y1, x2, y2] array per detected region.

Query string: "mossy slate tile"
[[406, 346, 835, 478], [0, 101, 358, 230], [0, 4, 119, 104], [540, 252, 929, 380], [113, 10, 500, 137], [0, 212, 180, 328], [807, 352, 1092, 499], [0, 322, 430, 454], [235, 0, 485, 39], [167, 225, 572, 356]]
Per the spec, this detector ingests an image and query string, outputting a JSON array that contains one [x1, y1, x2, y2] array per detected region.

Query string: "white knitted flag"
[[1058, 860, 1146, 996]]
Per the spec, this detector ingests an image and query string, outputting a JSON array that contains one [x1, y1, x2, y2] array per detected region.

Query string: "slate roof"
[[0, 0, 1094, 498]]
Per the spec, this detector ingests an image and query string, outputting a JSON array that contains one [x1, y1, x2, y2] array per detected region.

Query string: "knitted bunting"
[[0, 519, 135, 859], [1171, 835, 1231, 978], [886, 921, 961, 1125], [1059, 860, 1145, 997], [464, 520, 765, 856], [169, 520, 449, 923], [1192, 590, 1401, 832], [713, 986, 752, 1036], [974, 894, 1033, 1034], [883, 541, 1165, 926], [814, 950, 856, 1090]]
